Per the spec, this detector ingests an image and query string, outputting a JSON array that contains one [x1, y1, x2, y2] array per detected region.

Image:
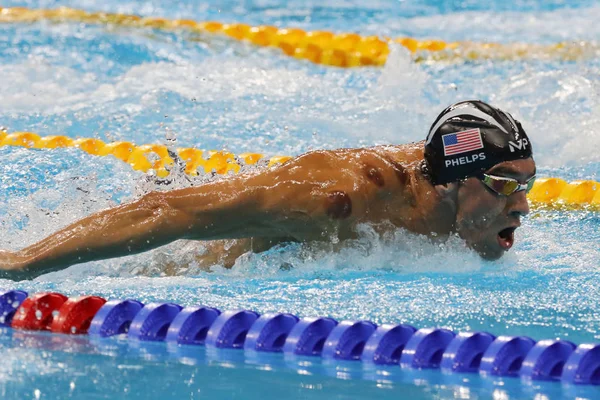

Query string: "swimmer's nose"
[[508, 189, 530, 217]]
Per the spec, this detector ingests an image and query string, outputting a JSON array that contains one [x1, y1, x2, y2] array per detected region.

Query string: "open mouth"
[[497, 227, 517, 250]]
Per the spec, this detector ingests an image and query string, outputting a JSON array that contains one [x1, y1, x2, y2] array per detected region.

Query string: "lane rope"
[[2, 8, 598, 390], [0, 130, 598, 209], [0, 289, 599, 385], [0, 130, 291, 177], [0, 6, 598, 67]]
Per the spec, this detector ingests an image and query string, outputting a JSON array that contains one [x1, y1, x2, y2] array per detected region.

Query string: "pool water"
[[1, 0, 600, 398]]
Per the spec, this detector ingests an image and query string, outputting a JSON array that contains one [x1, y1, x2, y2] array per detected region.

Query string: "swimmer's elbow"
[[139, 191, 170, 211], [139, 191, 191, 224]]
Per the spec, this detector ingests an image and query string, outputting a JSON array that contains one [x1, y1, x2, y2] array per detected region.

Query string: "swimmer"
[[0, 100, 535, 280]]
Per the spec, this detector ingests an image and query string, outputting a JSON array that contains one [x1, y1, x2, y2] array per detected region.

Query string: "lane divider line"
[[1, 6, 598, 67], [1, 130, 598, 209], [1, 289, 599, 385]]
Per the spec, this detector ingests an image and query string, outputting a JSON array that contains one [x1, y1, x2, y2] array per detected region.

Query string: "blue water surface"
[[1, 0, 600, 399]]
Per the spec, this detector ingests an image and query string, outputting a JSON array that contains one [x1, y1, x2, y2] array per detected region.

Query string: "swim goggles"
[[477, 173, 536, 196]]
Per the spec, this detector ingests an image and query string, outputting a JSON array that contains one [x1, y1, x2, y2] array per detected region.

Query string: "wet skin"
[[194, 158, 535, 269], [453, 159, 536, 260], [0, 141, 535, 280]]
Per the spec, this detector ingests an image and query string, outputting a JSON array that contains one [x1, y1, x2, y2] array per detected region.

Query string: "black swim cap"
[[424, 100, 532, 185]]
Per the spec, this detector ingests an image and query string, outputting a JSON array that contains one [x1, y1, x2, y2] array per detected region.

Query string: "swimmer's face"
[[454, 158, 536, 260]]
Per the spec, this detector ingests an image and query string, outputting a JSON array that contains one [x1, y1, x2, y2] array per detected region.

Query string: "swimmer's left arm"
[[0, 150, 366, 280], [0, 180, 271, 280]]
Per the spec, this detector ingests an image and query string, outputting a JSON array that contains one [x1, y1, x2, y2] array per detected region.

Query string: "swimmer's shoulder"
[[291, 142, 425, 163], [270, 143, 426, 186], [371, 142, 425, 163], [336, 142, 425, 172], [319, 143, 426, 188]]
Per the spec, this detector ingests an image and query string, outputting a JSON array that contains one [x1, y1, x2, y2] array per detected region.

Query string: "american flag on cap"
[[442, 128, 484, 157]]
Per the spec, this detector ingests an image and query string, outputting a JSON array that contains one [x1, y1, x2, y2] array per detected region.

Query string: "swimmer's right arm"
[[0, 151, 360, 280]]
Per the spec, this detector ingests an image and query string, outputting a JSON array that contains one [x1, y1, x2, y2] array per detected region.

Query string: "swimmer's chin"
[[470, 244, 506, 261]]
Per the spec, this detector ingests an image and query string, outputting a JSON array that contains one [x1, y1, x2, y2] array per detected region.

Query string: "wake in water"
[[78, 222, 494, 279], [219, 224, 490, 276], [0, 144, 503, 280], [2, 5, 600, 282]]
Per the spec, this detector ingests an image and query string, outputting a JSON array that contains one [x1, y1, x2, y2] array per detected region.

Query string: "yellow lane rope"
[[0, 130, 291, 177], [0, 6, 597, 67], [1, 130, 598, 209]]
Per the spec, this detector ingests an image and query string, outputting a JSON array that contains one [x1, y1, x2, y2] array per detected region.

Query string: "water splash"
[[1, 0, 600, 354]]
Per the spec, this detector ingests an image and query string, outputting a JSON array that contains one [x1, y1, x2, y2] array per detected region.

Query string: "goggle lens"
[[481, 174, 536, 196]]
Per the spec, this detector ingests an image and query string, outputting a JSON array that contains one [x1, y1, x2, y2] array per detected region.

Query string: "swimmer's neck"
[[382, 145, 457, 237]]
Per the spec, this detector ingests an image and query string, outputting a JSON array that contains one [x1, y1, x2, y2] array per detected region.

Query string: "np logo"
[[508, 138, 529, 152]]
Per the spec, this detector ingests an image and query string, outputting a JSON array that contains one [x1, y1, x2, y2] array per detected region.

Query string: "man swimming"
[[0, 100, 535, 281]]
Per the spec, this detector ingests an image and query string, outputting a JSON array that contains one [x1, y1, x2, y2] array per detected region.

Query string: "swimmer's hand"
[[0, 250, 30, 281]]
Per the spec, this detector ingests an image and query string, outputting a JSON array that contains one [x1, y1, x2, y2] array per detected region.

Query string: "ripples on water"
[[1, 0, 600, 381]]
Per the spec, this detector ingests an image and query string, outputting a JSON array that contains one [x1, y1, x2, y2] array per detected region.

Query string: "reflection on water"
[[1, 0, 600, 398], [4, 328, 598, 399]]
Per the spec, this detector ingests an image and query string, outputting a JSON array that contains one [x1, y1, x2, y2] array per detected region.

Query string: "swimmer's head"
[[424, 100, 535, 260], [424, 100, 532, 185]]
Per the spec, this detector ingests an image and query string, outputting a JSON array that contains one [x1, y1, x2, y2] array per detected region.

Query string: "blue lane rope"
[[1, 289, 600, 385]]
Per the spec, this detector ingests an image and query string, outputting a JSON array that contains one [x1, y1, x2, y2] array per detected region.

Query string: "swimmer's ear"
[[434, 182, 459, 200]]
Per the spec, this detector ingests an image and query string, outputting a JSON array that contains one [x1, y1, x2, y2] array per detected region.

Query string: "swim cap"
[[424, 100, 532, 185]]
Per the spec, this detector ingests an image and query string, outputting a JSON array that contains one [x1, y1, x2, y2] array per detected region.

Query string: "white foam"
[[2, 32, 599, 165], [0, 148, 138, 249], [207, 224, 486, 279], [1, 6, 599, 281], [385, 6, 600, 42]]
